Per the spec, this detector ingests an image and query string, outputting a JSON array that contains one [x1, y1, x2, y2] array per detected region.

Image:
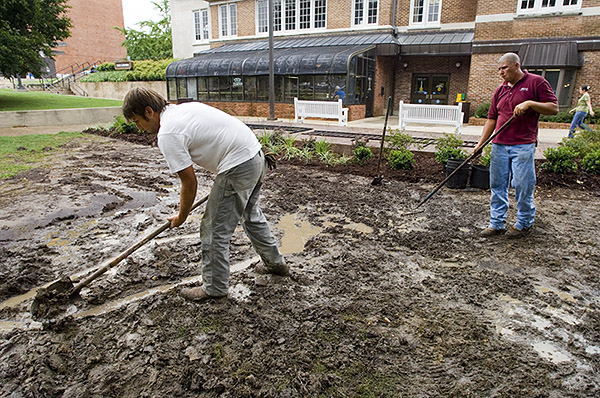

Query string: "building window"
[[528, 68, 576, 107], [353, 0, 378, 26], [517, 0, 580, 15], [410, 0, 441, 27], [219, 3, 237, 38], [256, 0, 327, 34], [194, 9, 209, 41]]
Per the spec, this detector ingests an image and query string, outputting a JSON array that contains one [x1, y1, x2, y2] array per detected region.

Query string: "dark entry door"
[[365, 70, 375, 117], [411, 74, 449, 105]]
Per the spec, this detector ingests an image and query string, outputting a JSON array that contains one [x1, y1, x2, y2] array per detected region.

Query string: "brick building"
[[51, 0, 127, 75], [168, 0, 600, 120]]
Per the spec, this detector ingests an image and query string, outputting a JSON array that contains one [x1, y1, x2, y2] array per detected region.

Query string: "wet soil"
[[0, 132, 599, 397]]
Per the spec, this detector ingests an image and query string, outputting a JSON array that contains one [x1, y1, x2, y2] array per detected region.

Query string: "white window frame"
[[219, 3, 238, 38], [193, 9, 210, 42], [352, 0, 379, 27], [409, 0, 441, 28], [517, 0, 581, 16], [255, 0, 327, 35]]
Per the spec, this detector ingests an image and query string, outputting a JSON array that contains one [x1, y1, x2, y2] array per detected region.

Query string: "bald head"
[[499, 52, 520, 66]]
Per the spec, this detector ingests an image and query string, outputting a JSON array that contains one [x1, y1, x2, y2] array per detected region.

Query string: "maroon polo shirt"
[[487, 71, 557, 145]]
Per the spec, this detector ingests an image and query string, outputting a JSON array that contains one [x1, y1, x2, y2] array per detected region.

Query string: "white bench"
[[398, 101, 463, 134], [294, 97, 348, 126]]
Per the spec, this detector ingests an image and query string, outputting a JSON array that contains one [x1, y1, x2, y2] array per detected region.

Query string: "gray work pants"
[[200, 150, 285, 296]]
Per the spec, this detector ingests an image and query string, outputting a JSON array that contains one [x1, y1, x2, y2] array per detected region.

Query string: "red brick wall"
[[466, 53, 501, 112], [374, 56, 396, 116], [475, 15, 600, 41], [572, 51, 600, 108], [200, 101, 365, 121], [54, 0, 126, 72]]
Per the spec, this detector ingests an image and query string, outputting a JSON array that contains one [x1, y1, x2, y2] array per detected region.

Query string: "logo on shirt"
[[520, 88, 529, 92]]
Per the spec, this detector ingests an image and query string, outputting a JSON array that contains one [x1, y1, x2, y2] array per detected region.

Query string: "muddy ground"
[[0, 132, 599, 397]]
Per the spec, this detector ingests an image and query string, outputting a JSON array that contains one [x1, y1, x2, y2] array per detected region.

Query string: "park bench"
[[294, 98, 348, 126], [398, 101, 463, 134]]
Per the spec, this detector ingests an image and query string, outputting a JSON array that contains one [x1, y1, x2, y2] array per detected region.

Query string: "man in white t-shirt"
[[122, 87, 288, 301]]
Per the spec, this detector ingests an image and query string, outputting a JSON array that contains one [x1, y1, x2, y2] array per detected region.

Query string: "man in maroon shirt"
[[474, 53, 558, 238]]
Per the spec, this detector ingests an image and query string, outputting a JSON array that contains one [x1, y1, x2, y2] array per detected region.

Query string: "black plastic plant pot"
[[445, 158, 470, 189], [469, 164, 490, 190]]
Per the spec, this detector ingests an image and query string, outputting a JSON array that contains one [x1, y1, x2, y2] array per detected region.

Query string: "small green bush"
[[388, 148, 415, 170], [434, 132, 467, 164], [385, 129, 415, 150], [95, 62, 115, 72], [542, 146, 578, 173], [581, 149, 600, 174], [474, 102, 490, 118], [539, 111, 573, 124], [112, 115, 141, 134], [80, 59, 174, 82], [352, 145, 373, 165], [478, 144, 492, 167]]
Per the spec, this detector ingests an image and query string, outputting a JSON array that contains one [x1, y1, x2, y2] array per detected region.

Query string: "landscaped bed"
[[0, 129, 598, 397]]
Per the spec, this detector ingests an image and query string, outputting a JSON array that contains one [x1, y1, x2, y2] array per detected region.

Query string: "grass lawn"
[[0, 132, 83, 179], [0, 89, 122, 111]]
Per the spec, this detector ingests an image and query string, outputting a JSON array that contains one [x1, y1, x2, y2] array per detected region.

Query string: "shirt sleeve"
[[158, 133, 194, 174], [536, 78, 558, 104]]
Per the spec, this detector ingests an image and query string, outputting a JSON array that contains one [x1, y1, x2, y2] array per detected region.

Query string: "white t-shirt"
[[157, 103, 261, 174]]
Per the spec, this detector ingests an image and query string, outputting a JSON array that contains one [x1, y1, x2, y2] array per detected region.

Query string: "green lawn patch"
[[0, 132, 83, 179], [0, 89, 122, 111]]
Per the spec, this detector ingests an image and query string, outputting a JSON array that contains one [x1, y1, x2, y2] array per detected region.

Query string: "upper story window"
[[353, 0, 378, 26], [409, 0, 441, 28], [256, 0, 326, 34], [517, 0, 581, 15], [194, 9, 210, 41], [219, 3, 237, 38]]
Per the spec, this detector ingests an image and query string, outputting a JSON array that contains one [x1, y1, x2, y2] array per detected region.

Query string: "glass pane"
[[427, 0, 439, 23], [284, 76, 298, 101], [274, 0, 282, 31], [330, 75, 346, 101], [368, 0, 378, 24], [559, 69, 576, 107], [413, 0, 424, 23], [220, 5, 228, 36], [208, 76, 219, 100], [285, 0, 296, 30], [167, 78, 177, 101], [300, 0, 311, 29], [177, 78, 187, 98], [354, 0, 364, 25], [220, 76, 232, 100], [545, 70, 560, 92], [244, 76, 257, 100], [187, 78, 197, 100], [257, 75, 269, 101], [194, 12, 202, 40], [315, 0, 326, 28], [229, 4, 237, 35], [232, 76, 243, 100], [197, 77, 208, 101], [314, 75, 329, 100], [258, 0, 268, 33], [299, 75, 314, 100]]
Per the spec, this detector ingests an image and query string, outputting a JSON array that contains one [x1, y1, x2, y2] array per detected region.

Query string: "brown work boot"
[[180, 286, 226, 301], [481, 227, 506, 237], [505, 225, 531, 239], [254, 261, 290, 276]]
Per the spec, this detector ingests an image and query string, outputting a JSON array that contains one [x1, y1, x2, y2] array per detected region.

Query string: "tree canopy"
[[118, 0, 172, 61], [0, 0, 72, 78]]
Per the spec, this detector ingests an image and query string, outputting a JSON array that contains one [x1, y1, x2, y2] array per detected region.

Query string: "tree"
[[118, 0, 172, 60], [0, 0, 72, 78]]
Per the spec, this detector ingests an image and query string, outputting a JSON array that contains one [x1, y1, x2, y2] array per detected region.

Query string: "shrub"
[[434, 132, 467, 164], [112, 115, 141, 134], [388, 148, 415, 170], [539, 111, 573, 124], [474, 102, 490, 118], [80, 59, 174, 82], [352, 144, 373, 165], [95, 62, 115, 72], [478, 144, 492, 167], [385, 129, 415, 150], [542, 146, 578, 173], [581, 149, 600, 174]]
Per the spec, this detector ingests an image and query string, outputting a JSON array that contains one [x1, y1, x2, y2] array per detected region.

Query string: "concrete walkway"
[[0, 113, 567, 159]]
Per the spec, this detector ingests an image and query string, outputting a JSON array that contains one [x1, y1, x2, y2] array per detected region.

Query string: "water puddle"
[[277, 214, 323, 255], [532, 342, 571, 364]]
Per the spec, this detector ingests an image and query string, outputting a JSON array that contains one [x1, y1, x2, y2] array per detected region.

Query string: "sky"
[[121, 0, 163, 30]]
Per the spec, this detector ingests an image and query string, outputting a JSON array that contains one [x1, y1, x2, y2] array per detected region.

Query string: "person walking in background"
[[474, 53, 558, 238], [333, 86, 346, 104], [568, 85, 595, 138], [122, 87, 288, 302]]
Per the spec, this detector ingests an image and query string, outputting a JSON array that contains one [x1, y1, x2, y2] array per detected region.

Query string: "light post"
[[267, 0, 276, 120]]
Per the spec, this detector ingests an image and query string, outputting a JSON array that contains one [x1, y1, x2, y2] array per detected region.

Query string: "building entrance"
[[411, 74, 449, 105]]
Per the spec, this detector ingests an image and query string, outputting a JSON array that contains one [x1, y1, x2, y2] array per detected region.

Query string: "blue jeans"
[[489, 143, 536, 231], [569, 111, 591, 137]]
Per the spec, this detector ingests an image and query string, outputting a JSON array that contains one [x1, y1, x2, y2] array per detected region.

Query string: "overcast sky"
[[121, 0, 163, 30]]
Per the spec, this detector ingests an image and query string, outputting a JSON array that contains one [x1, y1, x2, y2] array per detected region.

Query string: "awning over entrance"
[[398, 31, 473, 55], [166, 33, 398, 78], [167, 45, 374, 77], [520, 41, 581, 68]]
